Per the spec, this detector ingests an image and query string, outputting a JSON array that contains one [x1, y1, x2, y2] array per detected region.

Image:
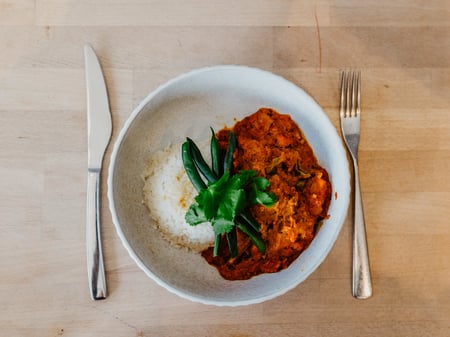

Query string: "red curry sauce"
[[202, 108, 332, 280]]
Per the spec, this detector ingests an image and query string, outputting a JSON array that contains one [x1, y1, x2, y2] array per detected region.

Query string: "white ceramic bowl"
[[108, 65, 350, 306]]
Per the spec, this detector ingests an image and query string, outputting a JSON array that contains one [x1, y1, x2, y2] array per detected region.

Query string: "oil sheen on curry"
[[202, 108, 332, 280]]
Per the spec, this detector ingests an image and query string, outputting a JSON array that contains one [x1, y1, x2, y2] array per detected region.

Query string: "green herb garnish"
[[182, 129, 277, 257]]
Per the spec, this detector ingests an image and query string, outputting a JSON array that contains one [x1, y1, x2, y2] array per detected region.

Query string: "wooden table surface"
[[1, 1, 449, 336]]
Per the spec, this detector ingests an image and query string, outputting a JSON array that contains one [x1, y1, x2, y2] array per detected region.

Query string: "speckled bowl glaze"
[[108, 65, 350, 306]]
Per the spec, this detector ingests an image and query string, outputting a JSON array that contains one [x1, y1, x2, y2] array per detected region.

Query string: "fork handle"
[[352, 161, 373, 299]]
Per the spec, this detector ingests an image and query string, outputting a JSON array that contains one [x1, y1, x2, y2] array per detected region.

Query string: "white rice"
[[142, 141, 215, 252]]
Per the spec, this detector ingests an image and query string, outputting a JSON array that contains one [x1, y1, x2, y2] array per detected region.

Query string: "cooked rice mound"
[[142, 142, 214, 252]]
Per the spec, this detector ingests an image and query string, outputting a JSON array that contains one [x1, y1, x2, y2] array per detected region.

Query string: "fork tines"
[[340, 70, 361, 118]]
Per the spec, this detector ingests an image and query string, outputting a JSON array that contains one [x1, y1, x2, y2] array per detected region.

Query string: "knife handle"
[[86, 168, 107, 300]]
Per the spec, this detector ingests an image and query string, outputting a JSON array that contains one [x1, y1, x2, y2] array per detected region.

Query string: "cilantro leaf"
[[252, 190, 278, 207], [254, 176, 270, 190], [212, 218, 235, 235], [217, 188, 246, 220], [185, 203, 208, 225], [249, 176, 277, 206]]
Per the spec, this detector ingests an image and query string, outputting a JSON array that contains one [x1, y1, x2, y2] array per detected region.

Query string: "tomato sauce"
[[202, 108, 332, 280]]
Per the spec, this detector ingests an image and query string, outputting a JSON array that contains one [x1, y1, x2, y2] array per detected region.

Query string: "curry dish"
[[202, 108, 332, 280]]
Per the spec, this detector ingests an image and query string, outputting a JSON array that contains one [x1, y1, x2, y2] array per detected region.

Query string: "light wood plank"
[[36, 0, 330, 27], [35, 0, 450, 27], [360, 150, 450, 192], [364, 192, 450, 235], [330, 0, 450, 27], [274, 27, 450, 69], [0, 26, 274, 70]]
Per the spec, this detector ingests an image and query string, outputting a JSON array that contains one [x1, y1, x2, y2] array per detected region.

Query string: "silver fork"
[[340, 70, 373, 299]]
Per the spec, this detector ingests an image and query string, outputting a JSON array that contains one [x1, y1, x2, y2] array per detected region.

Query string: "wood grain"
[[1, 1, 449, 336]]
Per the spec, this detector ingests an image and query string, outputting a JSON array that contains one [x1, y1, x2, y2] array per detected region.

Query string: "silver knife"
[[84, 44, 111, 300]]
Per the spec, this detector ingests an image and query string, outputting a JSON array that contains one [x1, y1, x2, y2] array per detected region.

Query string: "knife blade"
[[84, 44, 111, 300]]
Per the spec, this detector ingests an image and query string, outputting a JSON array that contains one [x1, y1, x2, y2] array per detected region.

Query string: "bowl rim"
[[107, 65, 350, 306]]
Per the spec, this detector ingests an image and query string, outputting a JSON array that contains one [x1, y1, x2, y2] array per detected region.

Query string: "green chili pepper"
[[238, 210, 261, 232], [223, 131, 236, 174], [226, 228, 238, 258], [187, 137, 218, 183], [181, 141, 206, 192], [210, 128, 221, 177], [236, 221, 266, 254], [213, 233, 221, 257]]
